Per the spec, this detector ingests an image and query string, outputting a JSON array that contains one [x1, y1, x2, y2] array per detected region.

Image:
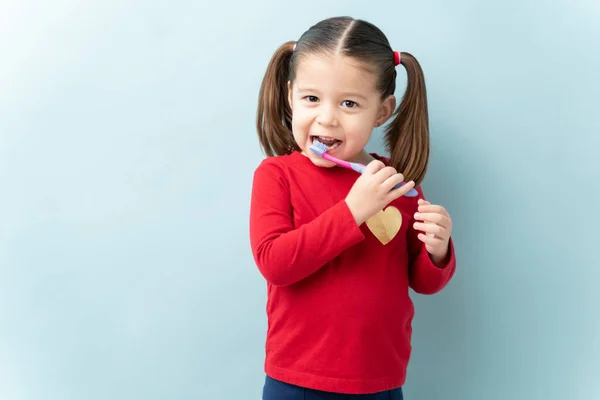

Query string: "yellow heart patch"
[[365, 206, 402, 245]]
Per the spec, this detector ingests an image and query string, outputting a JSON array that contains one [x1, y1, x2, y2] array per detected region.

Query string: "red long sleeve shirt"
[[249, 151, 456, 394]]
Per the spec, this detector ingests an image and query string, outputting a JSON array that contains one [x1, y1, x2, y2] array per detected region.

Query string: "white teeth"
[[313, 136, 341, 150]]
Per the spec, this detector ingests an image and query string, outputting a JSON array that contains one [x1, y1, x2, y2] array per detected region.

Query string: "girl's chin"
[[300, 149, 337, 167], [301, 144, 367, 167], [309, 156, 337, 168]]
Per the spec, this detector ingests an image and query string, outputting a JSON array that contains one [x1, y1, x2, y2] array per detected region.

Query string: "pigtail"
[[256, 41, 299, 157], [384, 52, 430, 187]]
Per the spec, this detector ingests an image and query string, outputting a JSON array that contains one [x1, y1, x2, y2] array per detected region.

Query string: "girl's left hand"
[[413, 199, 453, 264]]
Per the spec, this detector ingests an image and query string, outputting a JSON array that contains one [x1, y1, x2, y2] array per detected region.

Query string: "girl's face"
[[288, 53, 395, 168]]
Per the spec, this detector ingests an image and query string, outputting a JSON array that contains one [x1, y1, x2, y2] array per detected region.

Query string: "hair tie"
[[292, 42, 297, 52], [393, 51, 401, 66]]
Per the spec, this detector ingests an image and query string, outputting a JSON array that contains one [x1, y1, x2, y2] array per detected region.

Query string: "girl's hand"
[[345, 160, 416, 225], [413, 199, 452, 265]]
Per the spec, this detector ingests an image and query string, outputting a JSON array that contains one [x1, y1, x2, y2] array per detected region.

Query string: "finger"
[[363, 160, 386, 175], [418, 199, 430, 205], [374, 166, 401, 183], [380, 171, 404, 190], [417, 204, 449, 216], [417, 233, 448, 249], [417, 233, 443, 244], [413, 222, 448, 239], [386, 179, 415, 198], [413, 212, 451, 229]]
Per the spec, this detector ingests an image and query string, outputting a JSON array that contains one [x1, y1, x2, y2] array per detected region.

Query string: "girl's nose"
[[316, 104, 339, 127]]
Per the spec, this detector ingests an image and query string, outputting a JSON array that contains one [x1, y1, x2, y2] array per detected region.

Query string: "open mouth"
[[311, 135, 342, 150]]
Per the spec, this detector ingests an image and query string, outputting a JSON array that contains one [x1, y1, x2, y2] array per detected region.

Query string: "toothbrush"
[[309, 140, 418, 197]]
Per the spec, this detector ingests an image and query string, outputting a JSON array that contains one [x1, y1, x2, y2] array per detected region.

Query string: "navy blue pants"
[[262, 376, 403, 399]]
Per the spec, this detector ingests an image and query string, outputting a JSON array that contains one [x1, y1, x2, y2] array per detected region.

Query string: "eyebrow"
[[296, 87, 368, 101], [339, 92, 368, 101]]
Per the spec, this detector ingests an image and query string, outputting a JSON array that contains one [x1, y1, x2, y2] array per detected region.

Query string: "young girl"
[[250, 16, 456, 399]]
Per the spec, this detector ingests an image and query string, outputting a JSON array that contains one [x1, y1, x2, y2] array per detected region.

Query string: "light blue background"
[[1, 0, 598, 399]]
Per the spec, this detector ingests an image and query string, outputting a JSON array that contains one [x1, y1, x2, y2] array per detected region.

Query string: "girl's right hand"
[[344, 160, 416, 225]]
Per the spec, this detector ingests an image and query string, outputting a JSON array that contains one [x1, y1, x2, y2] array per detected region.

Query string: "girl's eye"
[[305, 96, 319, 102], [342, 100, 357, 108]]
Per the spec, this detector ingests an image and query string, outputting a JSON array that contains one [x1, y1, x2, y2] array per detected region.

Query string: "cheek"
[[291, 109, 312, 131], [344, 114, 377, 135], [291, 119, 309, 143]]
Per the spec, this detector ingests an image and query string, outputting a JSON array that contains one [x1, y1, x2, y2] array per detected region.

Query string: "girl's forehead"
[[293, 53, 378, 92]]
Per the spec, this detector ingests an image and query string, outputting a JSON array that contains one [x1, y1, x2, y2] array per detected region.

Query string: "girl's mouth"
[[311, 135, 342, 150]]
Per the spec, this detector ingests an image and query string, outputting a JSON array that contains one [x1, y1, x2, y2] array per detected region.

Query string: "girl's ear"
[[375, 95, 396, 127], [287, 81, 293, 110]]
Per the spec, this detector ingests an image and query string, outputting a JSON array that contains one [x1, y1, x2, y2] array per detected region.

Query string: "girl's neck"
[[349, 149, 377, 165]]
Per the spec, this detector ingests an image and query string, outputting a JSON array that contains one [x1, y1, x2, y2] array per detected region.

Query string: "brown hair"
[[256, 16, 430, 185]]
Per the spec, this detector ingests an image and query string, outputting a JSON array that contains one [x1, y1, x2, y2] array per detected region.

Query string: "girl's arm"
[[406, 187, 457, 294], [249, 159, 365, 287]]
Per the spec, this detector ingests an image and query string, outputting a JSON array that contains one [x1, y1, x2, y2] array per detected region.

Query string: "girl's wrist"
[[429, 242, 450, 266]]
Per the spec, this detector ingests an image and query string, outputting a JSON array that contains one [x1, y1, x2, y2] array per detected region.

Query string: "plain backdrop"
[[1, 0, 599, 399]]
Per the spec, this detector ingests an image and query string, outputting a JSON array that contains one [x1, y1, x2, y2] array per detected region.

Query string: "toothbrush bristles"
[[310, 140, 329, 156]]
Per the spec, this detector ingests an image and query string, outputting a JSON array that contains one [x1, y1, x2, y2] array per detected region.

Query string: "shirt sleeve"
[[406, 187, 456, 294], [249, 158, 365, 287]]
